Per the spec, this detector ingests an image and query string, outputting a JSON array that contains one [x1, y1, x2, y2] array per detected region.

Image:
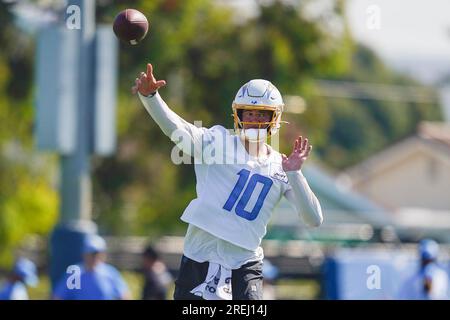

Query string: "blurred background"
[[1, 0, 450, 300]]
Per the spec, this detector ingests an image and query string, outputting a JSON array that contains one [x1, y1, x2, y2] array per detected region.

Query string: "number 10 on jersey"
[[223, 169, 273, 221]]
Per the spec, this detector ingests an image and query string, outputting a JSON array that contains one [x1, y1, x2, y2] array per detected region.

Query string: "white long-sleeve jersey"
[[138, 92, 323, 269]]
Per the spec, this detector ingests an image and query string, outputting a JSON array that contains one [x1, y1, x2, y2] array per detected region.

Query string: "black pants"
[[173, 255, 263, 300]]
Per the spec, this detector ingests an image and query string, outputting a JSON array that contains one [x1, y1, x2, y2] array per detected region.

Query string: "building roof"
[[418, 121, 450, 147], [271, 162, 392, 230], [343, 122, 450, 187], [337, 121, 450, 239]]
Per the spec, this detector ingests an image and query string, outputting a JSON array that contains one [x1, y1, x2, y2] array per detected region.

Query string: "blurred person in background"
[[141, 245, 173, 300], [53, 234, 131, 300], [262, 259, 278, 300], [397, 239, 449, 300], [0, 257, 38, 300]]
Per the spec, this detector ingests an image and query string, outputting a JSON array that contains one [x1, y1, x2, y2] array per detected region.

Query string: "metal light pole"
[[48, 0, 97, 289]]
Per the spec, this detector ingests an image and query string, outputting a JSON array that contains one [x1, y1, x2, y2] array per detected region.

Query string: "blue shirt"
[[0, 281, 29, 300], [53, 263, 129, 300]]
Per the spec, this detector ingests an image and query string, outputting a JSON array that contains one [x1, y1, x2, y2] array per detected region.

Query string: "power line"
[[315, 79, 437, 104]]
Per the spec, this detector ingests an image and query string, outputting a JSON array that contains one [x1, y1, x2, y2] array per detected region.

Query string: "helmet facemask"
[[232, 105, 282, 142]]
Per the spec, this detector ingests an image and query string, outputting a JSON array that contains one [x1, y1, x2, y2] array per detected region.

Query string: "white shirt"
[[180, 125, 292, 251], [0, 281, 29, 300], [139, 92, 323, 269], [397, 264, 449, 300]]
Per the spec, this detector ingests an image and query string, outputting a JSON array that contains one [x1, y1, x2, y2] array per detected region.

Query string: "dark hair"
[[143, 245, 159, 260]]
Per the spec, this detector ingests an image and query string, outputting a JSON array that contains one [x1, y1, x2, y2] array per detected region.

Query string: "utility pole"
[[35, 0, 117, 289], [48, 0, 96, 289]]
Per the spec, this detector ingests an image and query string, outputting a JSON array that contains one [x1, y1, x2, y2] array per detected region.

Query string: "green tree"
[[315, 44, 442, 168], [0, 2, 58, 265]]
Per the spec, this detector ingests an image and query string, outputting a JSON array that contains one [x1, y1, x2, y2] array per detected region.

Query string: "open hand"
[[282, 136, 312, 172]]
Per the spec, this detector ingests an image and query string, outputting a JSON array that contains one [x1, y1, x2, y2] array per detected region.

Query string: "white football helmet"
[[232, 79, 284, 141]]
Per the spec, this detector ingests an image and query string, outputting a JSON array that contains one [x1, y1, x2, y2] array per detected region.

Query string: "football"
[[113, 9, 149, 45]]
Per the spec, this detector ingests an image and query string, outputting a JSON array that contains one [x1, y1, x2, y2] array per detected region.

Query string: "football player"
[[132, 63, 323, 300], [397, 239, 449, 300]]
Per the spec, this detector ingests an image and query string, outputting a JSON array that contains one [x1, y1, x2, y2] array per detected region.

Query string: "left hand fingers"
[[301, 137, 308, 151], [139, 72, 147, 81], [293, 138, 299, 154], [302, 145, 312, 158], [294, 136, 303, 153]]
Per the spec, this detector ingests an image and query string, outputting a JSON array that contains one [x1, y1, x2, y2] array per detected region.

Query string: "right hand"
[[131, 63, 167, 96]]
